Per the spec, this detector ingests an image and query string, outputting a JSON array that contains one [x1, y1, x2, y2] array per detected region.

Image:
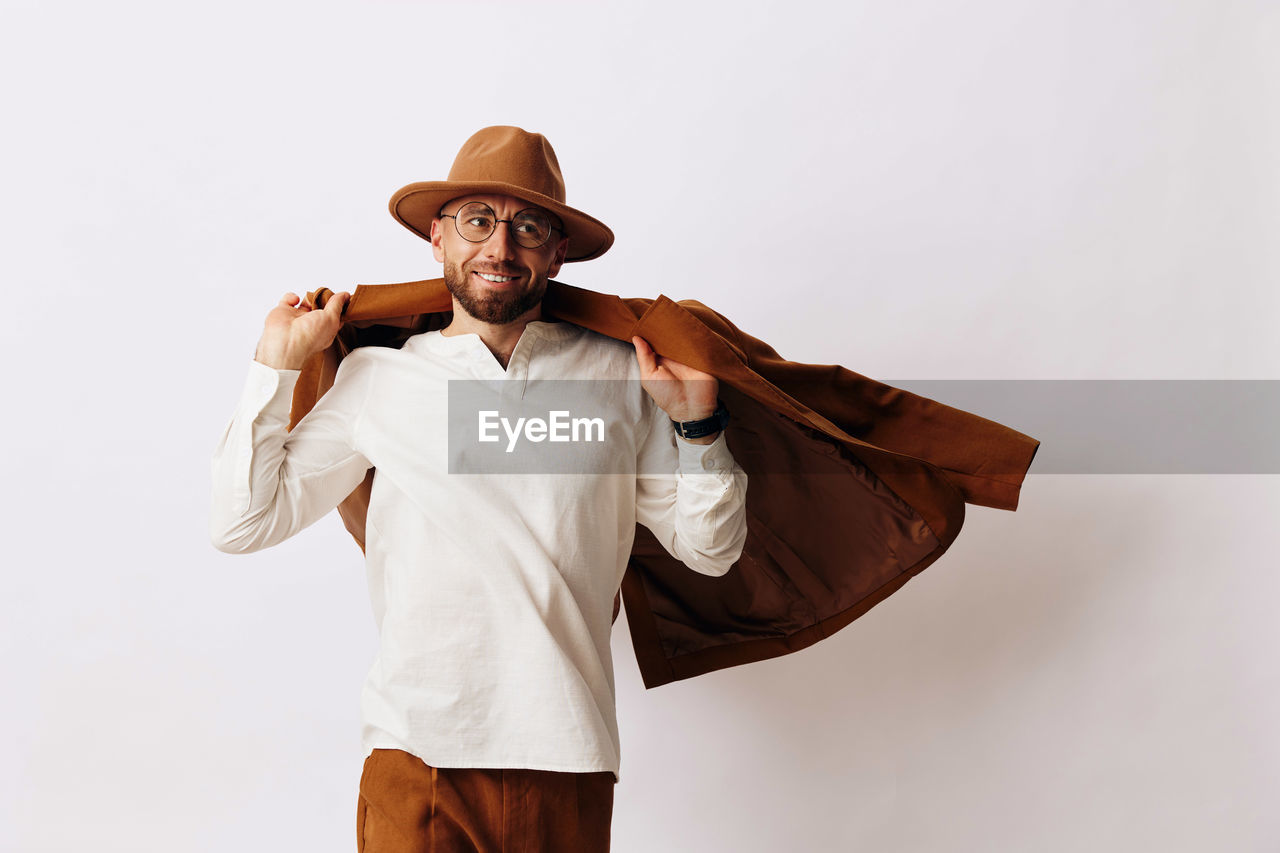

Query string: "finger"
[[631, 336, 656, 374], [660, 355, 686, 372], [324, 291, 350, 323], [279, 292, 301, 307], [665, 361, 707, 381]]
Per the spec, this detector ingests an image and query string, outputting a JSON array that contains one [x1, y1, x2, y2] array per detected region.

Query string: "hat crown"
[[445, 126, 566, 204]]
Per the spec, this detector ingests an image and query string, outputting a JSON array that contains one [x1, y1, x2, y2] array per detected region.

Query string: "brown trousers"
[[357, 749, 616, 853]]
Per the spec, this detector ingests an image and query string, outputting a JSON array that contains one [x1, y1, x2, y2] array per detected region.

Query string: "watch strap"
[[671, 400, 729, 439]]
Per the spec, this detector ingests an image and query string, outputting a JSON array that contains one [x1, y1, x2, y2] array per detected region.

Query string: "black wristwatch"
[[671, 400, 729, 439]]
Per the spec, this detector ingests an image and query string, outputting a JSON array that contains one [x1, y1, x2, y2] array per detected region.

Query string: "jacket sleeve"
[[209, 355, 375, 554], [634, 392, 748, 577], [688, 301, 1039, 511]]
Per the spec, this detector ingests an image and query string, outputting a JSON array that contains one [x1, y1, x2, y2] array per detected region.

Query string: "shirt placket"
[[498, 329, 532, 402]]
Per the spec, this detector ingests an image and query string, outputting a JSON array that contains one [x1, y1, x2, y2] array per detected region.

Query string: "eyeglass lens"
[[454, 202, 553, 248]]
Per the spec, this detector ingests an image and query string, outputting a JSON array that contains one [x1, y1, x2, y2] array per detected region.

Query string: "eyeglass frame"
[[437, 201, 566, 250]]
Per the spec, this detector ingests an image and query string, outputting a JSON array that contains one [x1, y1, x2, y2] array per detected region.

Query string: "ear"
[[429, 218, 446, 264], [545, 234, 570, 278]]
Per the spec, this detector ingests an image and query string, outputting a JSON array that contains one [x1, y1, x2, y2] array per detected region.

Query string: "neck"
[[440, 299, 548, 370]]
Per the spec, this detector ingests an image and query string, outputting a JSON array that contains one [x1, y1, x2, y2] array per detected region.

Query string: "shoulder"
[[547, 323, 641, 378], [335, 345, 379, 373], [551, 321, 635, 354], [330, 345, 395, 388]]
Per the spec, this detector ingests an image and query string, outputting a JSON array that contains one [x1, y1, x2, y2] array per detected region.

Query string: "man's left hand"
[[632, 336, 719, 441]]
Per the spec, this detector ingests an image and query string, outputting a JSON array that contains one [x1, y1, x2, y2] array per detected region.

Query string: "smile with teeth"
[[476, 272, 517, 283]]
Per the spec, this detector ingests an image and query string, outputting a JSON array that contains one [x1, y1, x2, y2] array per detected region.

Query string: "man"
[[209, 126, 749, 852]]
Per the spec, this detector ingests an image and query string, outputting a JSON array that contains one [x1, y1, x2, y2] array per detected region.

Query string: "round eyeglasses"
[[439, 202, 564, 249]]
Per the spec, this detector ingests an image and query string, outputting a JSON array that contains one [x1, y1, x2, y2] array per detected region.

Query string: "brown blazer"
[[290, 278, 1040, 689]]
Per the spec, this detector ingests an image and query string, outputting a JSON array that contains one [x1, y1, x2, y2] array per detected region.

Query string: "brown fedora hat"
[[388, 126, 614, 263]]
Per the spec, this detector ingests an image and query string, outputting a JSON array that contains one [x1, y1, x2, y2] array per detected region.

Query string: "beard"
[[442, 258, 548, 325]]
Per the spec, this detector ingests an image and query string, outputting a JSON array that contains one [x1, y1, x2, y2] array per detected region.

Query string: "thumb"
[[631, 335, 657, 374], [324, 290, 350, 323]]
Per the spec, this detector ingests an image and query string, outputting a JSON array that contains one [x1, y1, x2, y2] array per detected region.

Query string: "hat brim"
[[389, 181, 614, 263]]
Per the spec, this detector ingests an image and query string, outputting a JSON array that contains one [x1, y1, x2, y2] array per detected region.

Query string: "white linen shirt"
[[209, 320, 748, 783]]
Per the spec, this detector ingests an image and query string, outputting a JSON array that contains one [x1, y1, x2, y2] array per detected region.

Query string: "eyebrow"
[[515, 208, 552, 222], [444, 202, 559, 229], [519, 208, 562, 229], [440, 201, 489, 217]]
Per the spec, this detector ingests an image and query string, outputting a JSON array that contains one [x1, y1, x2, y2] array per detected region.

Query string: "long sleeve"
[[209, 356, 375, 554], [634, 393, 748, 577]]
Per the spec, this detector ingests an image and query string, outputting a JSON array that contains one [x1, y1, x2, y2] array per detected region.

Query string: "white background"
[[3, 1, 1277, 850]]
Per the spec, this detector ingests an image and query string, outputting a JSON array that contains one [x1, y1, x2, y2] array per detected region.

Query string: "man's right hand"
[[253, 291, 351, 370]]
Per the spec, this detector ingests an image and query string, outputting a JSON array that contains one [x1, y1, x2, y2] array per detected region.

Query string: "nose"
[[481, 220, 518, 260]]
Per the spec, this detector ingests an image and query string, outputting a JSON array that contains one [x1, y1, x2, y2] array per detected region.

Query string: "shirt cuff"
[[675, 429, 735, 473], [242, 359, 302, 417]]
